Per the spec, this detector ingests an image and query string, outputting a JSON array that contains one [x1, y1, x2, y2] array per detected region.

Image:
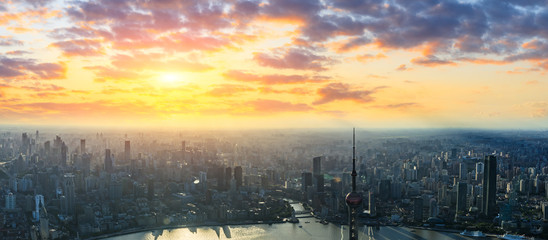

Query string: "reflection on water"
[[106, 224, 489, 240], [105, 203, 489, 240]]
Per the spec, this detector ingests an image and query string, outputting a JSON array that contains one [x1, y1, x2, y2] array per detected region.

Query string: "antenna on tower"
[[351, 128, 357, 192]]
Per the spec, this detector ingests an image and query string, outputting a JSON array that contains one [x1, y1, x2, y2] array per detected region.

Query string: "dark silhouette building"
[[483, 155, 497, 217], [80, 139, 85, 153], [234, 166, 242, 190], [105, 149, 113, 173], [456, 182, 467, 213], [124, 140, 131, 162], [345, 129, 362, 240], [313, 156, 324, 192]]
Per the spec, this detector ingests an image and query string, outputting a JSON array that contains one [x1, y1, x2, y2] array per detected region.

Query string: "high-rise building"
[[225, 167, 232, 190], [413, 197, 423, 222], [61, 143, 68, 167], [124, 140, 131, 161], [63, 174, 75, 215], [368, 191, 376, 217], [456, 182, 467, 213], [234, 166, 242, 190], [482, 155, 497, 217], [104, 149, 113, 173], [80, 139, 86, 153], [345, 129, 362, 240], [429, 198, 439, 217], [5, 192, 16, 210], [313, 157, 324, 192], [33, 195, 45, 221], [301, 172, 312, 191]]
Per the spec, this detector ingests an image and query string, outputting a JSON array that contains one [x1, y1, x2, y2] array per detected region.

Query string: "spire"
[[351, 128, 357, 192]]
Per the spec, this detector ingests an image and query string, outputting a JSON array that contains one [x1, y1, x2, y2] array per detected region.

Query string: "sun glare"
[[158, 73, 184, 85]]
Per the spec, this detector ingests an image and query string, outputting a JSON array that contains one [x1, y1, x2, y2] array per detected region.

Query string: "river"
[[103, 203, 493, 240]]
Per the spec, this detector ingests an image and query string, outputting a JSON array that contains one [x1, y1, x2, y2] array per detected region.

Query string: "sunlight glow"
[[158, 73, 185, 85]]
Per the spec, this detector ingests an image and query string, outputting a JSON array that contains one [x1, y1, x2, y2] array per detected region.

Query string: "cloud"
[[396, 64, 407, 71], [223, 70, 328, 84], [248, 99, 313, 113], [411, 56, 456, 67], [313, 83, 384, 105], [0, 36, 23, 46], [0, 56, 66, 79], [50, 39, 104, 57], [6, 50, 30, 55], [375, 102, 418, 109], [355, 53, 386, 63], [258, 87, 310, 95], [206, 84, 254, 96], [84, 66, 143, 83], [111, 53, 213, 72], [254, 47, 332, 71]]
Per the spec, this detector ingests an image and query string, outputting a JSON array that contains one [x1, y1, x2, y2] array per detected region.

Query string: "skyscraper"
[[124, 140, 131, 161], [105, 149, 113, 173], [61, 143, 68, 167], [5, 192, 15, 210], [313, 156, 324, 192], [80, 139, 86, 153], [63, 174, 75, 215], [456, 182, 467, 213], [345, 128, 362, 240], [483, 155, 497, 217], [234, 166, 242, 190]]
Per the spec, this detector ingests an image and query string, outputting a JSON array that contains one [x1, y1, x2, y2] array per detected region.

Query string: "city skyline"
[[1, 0, 548, 129]]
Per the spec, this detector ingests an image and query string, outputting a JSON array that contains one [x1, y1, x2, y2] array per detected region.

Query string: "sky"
[[1, 0, 548, 129]]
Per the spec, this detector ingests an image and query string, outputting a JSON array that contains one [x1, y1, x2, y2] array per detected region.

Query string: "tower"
[[483, 155, 496, 217], [345, 128, 362, 240]]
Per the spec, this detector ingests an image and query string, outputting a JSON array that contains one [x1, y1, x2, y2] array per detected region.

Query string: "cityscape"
[[1, 128, 548, 239], [3, 0, 548, 239]]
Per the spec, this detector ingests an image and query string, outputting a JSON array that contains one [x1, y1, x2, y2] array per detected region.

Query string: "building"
[[345, 129, 362, 240], [313, 156, 324, 193], [105, 149, 113, 173], [456, 182, 467, 213], [482, 155, 497, 217], [63, 174, 75, 215], [234, 166, 242, 190], [301, 172, 312, 191], [80, 139, 86, 153], [413, 197, 423, 222], [124, 140, 131, 162], [61, 143, 68, 167], [5, 192, 16, 210]]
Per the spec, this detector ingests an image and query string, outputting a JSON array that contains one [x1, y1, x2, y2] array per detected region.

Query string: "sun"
[[158, 72, 184, 85]]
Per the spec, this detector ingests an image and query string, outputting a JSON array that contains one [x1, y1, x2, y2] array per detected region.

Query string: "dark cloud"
[[313, 83, 384, 105], [223, 70, 328, 84], [50, 39, 104, 57], [0, 57, 66, 79], [411, 56, 455, 66], [254, 47, 331, 71]]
